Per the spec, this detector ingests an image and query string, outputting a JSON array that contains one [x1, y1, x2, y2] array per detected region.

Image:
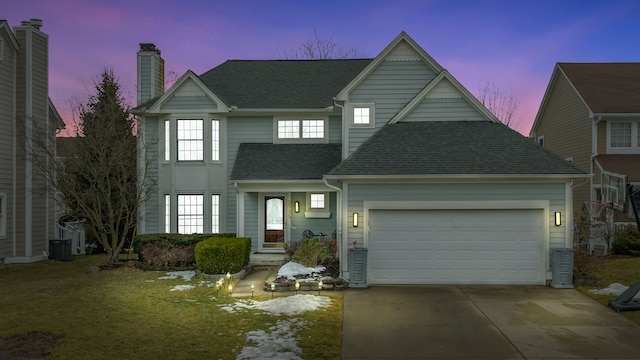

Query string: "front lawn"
[[576, 255, 640, 325], [0, 255, 342, 359]]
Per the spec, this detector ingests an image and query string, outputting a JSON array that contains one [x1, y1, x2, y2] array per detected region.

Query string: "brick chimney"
[[137, 43, 164, 106]]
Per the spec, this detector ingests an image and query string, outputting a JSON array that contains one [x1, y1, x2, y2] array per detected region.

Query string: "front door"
[[264, 196, 285, 249]]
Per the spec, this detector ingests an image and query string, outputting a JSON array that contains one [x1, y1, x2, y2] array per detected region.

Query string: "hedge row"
[[132, 233, 236, 262], [195, 237, 251, 274]]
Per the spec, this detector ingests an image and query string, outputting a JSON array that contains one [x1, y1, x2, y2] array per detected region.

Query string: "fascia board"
[[325, 174, 591, 182]]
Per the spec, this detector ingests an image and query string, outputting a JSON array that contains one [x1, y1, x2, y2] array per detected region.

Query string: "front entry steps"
[[250, 253, 288, 269]]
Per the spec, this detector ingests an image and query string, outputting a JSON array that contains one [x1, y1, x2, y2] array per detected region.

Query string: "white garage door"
[[368, 209, 544, 285]]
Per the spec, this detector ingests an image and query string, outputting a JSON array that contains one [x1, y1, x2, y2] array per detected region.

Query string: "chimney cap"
[[139, 43, 161, 54], [20, 19, 43, 29]]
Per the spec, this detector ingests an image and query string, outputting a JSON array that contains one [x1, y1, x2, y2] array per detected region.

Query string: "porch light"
[[353, 212, 359, 227], [294, 201, 300, 213], [555, 212, 561, 226]]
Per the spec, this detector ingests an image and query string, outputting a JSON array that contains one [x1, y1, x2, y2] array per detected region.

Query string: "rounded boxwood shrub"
[[612, 225, 640, 256], [195, 237, 251, 274]]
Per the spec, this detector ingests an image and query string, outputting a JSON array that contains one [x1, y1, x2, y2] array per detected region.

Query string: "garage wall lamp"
[[353, 212, 359, 227], [294, 201, 300, 213], [554, 211, 561, 226]]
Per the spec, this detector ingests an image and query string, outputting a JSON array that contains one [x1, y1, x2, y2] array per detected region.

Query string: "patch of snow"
[[170, 285, 195, 292], [277, 262, 325, 280], [590, 283, 640, 298], [236, 319, 306, 360], [158, 270, 196, 281], [220, 294, 331, 316]]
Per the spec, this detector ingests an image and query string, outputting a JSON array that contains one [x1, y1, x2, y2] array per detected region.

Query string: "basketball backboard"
[[602, 171, 627, 212]]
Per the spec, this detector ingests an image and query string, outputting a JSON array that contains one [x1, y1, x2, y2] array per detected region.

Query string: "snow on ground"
[[221, 294, 332, 316], [158, 270, 196, 281], [170, 285, 196, 292], [590, 283, 640, 298], [277, 262, 325, 280], [236, 319, 306, 360]]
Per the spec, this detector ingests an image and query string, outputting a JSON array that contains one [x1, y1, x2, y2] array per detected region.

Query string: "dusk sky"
[[4, 0, 640, 135]]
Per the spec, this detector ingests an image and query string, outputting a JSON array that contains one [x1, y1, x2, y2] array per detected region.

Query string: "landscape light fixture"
[[353, 213, 359, 227], [215, 281, 220, 295], [318, 280, 323, 295], [228, 284, 233, 297], [271, 282, 276, 297], [250, 283, 255, 298], [294, 201, 300, 213], [555, 212, 561, 226], [295, 281, 300, 294]]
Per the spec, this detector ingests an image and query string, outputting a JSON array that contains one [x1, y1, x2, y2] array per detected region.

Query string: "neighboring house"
[[0, 19, 63, 264], [134, 32, 587, 285], [530, 63, 640, 222]]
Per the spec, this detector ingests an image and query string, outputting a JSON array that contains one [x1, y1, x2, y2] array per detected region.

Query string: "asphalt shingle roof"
[[328, 121, 586, 176], [559, 63, 640, 113], [198, 59, 372, 109], [231, 143, 342, 181]]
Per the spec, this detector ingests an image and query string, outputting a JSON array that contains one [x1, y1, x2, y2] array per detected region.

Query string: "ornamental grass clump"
[[291, 238, 331, 267]]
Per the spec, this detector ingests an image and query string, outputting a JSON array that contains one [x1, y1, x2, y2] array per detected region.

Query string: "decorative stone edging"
[[264, 276, 348, 292], [198, 268, 248, 281]]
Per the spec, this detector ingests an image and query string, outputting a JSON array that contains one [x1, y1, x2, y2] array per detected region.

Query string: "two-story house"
[[134, 32, 587, 286], [530, 63, 640, 222], [0, 19, 63, 264]]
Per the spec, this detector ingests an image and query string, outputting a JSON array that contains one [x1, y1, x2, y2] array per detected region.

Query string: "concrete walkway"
[[231, 269, 276, 297], [342, 285, 640, 359]]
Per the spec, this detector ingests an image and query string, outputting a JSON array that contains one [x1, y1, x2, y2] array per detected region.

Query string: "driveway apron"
[[342, 285, 640, 359]]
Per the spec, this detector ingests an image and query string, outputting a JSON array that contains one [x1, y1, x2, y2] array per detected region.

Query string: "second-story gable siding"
[[226, 116, 273, 231], [160, 96, 218, 112], [348, 60, 437, 154], [143, 117, 160, 233], [403, 98, 485, 122]]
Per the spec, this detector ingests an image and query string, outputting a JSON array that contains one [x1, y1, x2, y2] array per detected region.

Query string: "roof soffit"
[[146, 70, 230, 113], [335, 31, 444, 101]]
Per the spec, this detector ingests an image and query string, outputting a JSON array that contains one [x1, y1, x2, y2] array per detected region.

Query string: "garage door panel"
[[368, 209, 544, 285]]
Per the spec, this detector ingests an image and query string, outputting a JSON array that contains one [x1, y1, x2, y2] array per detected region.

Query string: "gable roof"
[[327, 121, 586, 178], [199, 59, 372, 109], [559, 63, 640, 114], [231, 143, 342, 181]]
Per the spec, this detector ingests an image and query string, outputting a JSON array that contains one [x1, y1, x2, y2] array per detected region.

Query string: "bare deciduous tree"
[[284, 29, 360, 60], [31, 69, 153, 264], [476, 80, 520, 127]]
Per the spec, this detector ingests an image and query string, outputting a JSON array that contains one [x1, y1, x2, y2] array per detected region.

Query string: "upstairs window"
[[608, 121, 640, 153], [177, 119, 203, 161], [350, 104, 375, 128], [276, 119, 326, 142], [164, 120, 170, 161], [211, 120, 220, 161]]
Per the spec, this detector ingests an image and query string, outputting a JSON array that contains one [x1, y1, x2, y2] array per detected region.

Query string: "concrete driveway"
[[342, 285, 640, 359]]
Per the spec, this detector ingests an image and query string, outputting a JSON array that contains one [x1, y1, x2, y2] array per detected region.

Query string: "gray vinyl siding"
[[328, 115, 341, 143], [160, 96, 218, 111], [345, 182, 568, 259], [0, 29, 15, 257], [289, 192, 337, 241], [244, 192, 258, 251], [348, 61, 437, 153], [138, 56, 152, 104], [535, 73, 592, 214], [227, 116, 273, 231], [143, 117, 160, 233], [403, 98, 485, 122]]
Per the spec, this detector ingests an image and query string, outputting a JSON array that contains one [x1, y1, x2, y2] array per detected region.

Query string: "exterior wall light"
[[555, 212, 561, 226], [353, 212, 359, 227], [294, 201, 300, 213]]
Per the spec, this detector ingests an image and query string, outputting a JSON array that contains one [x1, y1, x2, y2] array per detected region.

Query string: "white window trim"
[[0, 193, 6, 238], [304, 192, 331, 218], [607, 121, 640, 154], [350, 103, 375, 128], [273, 116, 328, 144]]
